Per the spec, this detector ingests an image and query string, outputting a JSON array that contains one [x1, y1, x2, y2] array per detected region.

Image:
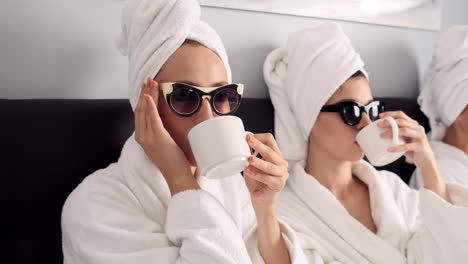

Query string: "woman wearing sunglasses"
[[410, 26, 468, 189], [61, 1, 305, 264], [264, 22, 468, 263]]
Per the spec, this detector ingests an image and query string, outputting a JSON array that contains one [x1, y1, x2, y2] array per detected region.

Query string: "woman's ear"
[[452, 106, 468, 132], [459, 107, 468, 130]]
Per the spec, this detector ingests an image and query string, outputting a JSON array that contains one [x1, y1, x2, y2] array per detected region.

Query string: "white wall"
[[202, 8, 435, 99], [1, 0, 128, 100], [1, 0, 467, 100]]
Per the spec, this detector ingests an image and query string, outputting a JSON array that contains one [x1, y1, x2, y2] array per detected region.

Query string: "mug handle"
[[245, 131, 259, 157], [382, 116, 400, 146]]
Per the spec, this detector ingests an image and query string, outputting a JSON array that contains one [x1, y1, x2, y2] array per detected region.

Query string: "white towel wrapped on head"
[[263, 22, 367, 164], [115, 0, 231, 111], [418, 25, 468, 140], [410, 26, 468, 187]]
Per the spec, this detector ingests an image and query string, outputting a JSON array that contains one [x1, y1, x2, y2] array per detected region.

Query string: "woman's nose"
[[356, 113, 372, 130], [194, 98, 215, 123]]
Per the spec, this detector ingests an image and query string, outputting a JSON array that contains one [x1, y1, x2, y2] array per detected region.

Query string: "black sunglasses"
[[320, 100, 385, 126], [160, 82, 244, 117]]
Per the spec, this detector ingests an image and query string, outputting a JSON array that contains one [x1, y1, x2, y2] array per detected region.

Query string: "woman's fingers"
[[250, 133, 282, 155], [144, 77, 166, 136], [380, 112, 436, 172], [376, 113, 429, 155], [380, 126, 422, 140], [147, 78, 160, 106], [388, 143, 420, 153], [244, 166, 286, 191], [379, 111, 418, 125], [135, 83, 145, 140], [377, 112, 427, 147], [136, 78, 161, 142], [144, 93, 165, 134], [143, 95, 154, 135], [137, 82, 149, 139], [378, 117, 416, 129], [248, 155, 287, 177], [244, 132, 289, 198], [247, 135, 286, 167]]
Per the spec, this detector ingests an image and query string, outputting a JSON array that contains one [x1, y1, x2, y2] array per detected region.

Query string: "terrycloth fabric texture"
[[61, 133, 307, 264], [115, 0, 232, 111], [278, 160, 468, 263], [263, 22, 367, 164], [410, 141, 468, 188], [418, 25, 468, 140], [62, 0, 305, 264], [61, 1, 309, 263]]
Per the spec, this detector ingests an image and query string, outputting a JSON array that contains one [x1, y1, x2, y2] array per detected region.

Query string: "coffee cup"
[[356, 116, 405, 166], [188, 115, 256, 179]]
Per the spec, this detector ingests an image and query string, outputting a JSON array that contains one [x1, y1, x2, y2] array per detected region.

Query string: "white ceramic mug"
[[188, 115, 256, 179], [356, 116, 405, 166]]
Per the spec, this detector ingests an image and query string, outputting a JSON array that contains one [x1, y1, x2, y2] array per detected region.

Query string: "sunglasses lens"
[[170, 87, 200, 115], [342, 103, 361, 125], [369, 104, 380, 121], [213, 87, 240, 114]]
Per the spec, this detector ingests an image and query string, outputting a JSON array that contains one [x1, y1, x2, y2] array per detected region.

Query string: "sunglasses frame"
[[320, 100, 385, 126], [159, 82, 244, 117]]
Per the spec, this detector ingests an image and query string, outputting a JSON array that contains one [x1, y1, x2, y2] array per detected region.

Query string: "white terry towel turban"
[[418, 25, 468, 141], [263, 22, 367, 164], [115, 0, 232, 111]]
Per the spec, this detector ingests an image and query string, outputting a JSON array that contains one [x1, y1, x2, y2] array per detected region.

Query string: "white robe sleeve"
[[379, 171, 468, 263], [62, 182, 254, 264], [408, 183, 468, 264]]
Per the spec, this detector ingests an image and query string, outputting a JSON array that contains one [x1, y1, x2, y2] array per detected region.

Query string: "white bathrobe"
[[410, 141, 468, 188], [62, 134, 306, 264], [278, 160, 468, 264]]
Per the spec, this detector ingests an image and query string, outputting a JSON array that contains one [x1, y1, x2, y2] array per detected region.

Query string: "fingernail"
[[388, 147, 395, 152]]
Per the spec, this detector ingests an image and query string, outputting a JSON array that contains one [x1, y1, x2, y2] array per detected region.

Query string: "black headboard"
[[5, 97, 428, 264]]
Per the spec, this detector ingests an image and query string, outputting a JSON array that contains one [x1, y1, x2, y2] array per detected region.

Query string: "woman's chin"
[[182, 147, 197, 167], [354, 153, 365, 161], [187, 153, 197, 167], [337, 150, 364, 162], [345, 153, 364, 162]]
